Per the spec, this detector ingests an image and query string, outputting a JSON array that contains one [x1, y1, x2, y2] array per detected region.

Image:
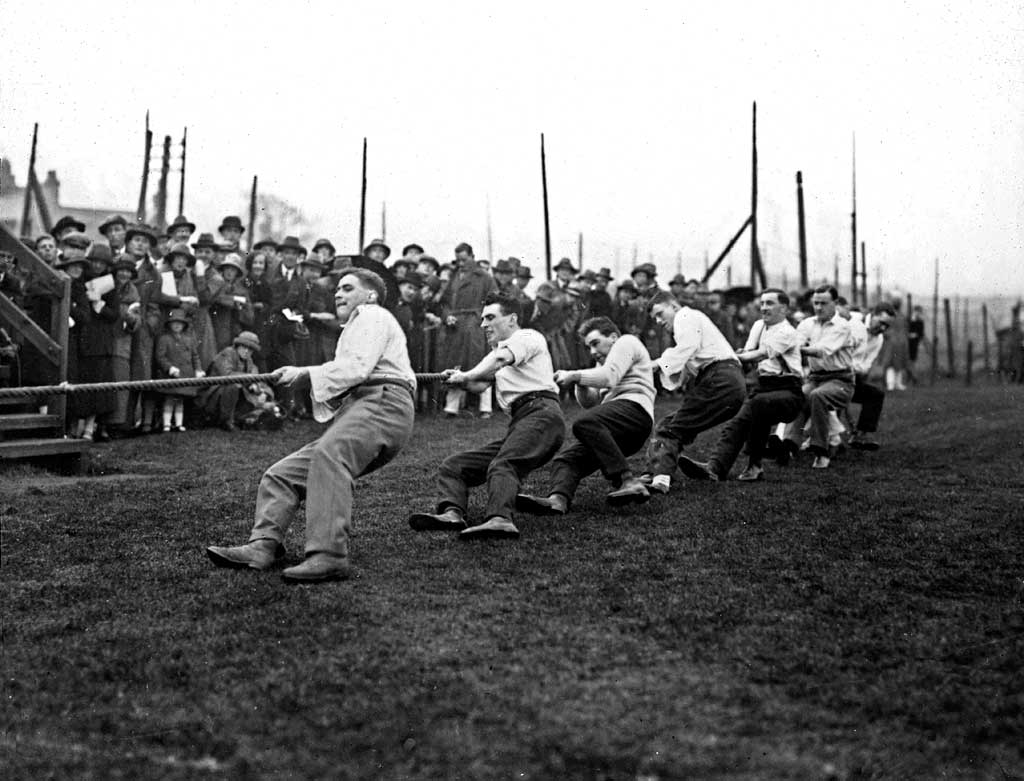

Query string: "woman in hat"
[[209, 253, 254, 352], [155, 308, 205, 432], [218, 216, 245, 252], [59, 247, 119, 440], [612, 279, 644, 337], [167, 215, 197, 245], [107, 256, 141, 433], [244, 252, 274, 371]]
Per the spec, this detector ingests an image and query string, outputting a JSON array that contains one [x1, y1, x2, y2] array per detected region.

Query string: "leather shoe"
[[607, 477, 650, 506], [515, 493, 567, 516], [736, 464, 765, 482], [677, 455, 719, 481], [206, 539, 283, 571], [408, 510, 466, 531], [459, 516, 520, 540], [282, 552, 351, 583]]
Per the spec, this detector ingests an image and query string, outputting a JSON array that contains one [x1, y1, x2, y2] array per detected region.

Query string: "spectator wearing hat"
[[553, 257, 576, 292], [51, 215, 86, 242], [125, 223, 176, 433], [394, 271, 425, 372], [439, 242, 496, 418], [65, 242, 121, 441], [402, 243, 425, 263], [244, 251, 275, 371], [513, 265, 535, 327], [34, 234, 58, 266], [492, 259, 517, 296], [363, 238, 390, 265], [218, 216, 246, 253], [167, 215, 196, 245], [107, 255, 142, 433], [668, 273, 688, 306], [390, 258, 414, 280], [58, 230, 91, 263], [159, 243, 202, 330], [153, 232, 171, 262], [416, 254, 440, 279], [155, 308, 205, 432], [529, 278, 574, 372], [252, 237, 279, 272], [631, 263, 670, 375], [587, 268, 614, 320], [312, 238, 336, 268], [638, 290, 746, 496], [206, 268, 416, 583], [198, 331, 266, 431], [277, 255, 335, 418], [98, 215, 128, 254], [209, 253, 255, 353]]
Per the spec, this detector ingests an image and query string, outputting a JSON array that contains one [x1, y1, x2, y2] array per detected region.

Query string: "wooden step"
[[0, 413, 62, 432], [0, 437, 90, 459]]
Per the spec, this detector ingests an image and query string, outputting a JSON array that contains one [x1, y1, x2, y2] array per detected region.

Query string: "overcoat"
[[439, 266, 495, 369]]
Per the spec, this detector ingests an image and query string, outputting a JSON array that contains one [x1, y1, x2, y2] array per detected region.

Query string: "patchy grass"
[[2, 382, 1022, 779]]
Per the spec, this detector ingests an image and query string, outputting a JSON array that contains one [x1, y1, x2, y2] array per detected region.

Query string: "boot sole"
[[281, 569, 351, 583], [677, 458, 715, 481], [408, 513, 466, 532], [514, 495, 565, 516], [206, 547, 274, 571], [606, 490, 650, 507]]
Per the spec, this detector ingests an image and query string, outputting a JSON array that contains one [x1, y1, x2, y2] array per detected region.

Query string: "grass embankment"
[[2, 383, 1022, 779]]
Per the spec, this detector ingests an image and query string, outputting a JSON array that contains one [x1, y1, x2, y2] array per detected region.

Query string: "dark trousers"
[[646, 360, 746, 475], [438, 397, 565, 521], [549, 399, 653, 503], [851, 376, 885, 432], [710, 379, 804, 475], [200, 385, 242, 424]]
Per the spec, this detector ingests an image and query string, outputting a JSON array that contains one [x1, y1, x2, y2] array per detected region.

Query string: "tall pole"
[[247, 175, 258, 252], [154, 134, 172, 232], [486, 194, 494, 260], [381, 201, 387, 243], [931, 258, 939, 385], [982, 303, 991, 374], [796, 170, 808, 289], [177, 126, 187, 217], [750, 101, 759, 289], [540, 133, 552, 280], [833, 253, 839, 291], [20, 122, 39, 238], [944, 297, 956, 377], [577, 231, 583, 272], [851, 133, 858, 303], [358, 137, 367, 252], [137, 111, 152, 223]]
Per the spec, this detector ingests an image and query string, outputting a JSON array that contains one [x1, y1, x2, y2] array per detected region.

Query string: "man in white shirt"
[[849, 303, 895, 450], [207, 269, 416, 582], [640, 291, 746, 495], [678, 288, 804, 482], [516, 316, 656, 513], [409, 292, 565, 540], [783, 285, 857, 469]]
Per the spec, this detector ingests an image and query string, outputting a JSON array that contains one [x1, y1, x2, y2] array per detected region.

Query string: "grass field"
[[2, 382, 1022, 779]]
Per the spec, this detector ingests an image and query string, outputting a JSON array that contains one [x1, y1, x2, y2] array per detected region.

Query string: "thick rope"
[[0, 373, 450, 399]]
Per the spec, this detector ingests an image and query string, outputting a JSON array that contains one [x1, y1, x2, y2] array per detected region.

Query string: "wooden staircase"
[[0, 223, 90, 467]]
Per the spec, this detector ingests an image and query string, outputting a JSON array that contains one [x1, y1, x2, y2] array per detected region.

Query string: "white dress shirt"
[[744, 318, 802, 376], [797, 312, 856, 374], [308, 304, 416, 422], [493, 328, 558, 411], [656, 306, 737, 390]]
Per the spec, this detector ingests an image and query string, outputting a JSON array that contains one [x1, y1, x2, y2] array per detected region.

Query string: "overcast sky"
[[2, 0, 1022, 297]]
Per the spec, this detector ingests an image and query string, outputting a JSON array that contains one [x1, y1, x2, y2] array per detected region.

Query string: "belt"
[[510, 390, 559, 416], [808, 369, 854, 382], [327, 377, 414, 410], [696, 358, 740, 378]]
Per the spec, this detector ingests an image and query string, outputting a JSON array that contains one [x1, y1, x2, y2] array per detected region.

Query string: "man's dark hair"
[[344, 268, 387, 305], [483, 291, 521, 320], [873, 303, 896, 317], [761, 287, 790, 308], [836, 295, 849, 306], [578, 316, 620, 339], [813, 284, 839, 301], [454, 242, 474, 256], [648, 290, 678, 311]]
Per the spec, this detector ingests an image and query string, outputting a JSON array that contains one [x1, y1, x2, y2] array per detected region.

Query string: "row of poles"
[[21, 103, 870, 294]]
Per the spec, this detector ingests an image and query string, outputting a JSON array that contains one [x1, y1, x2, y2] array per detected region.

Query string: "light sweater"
[[574, 333, 655, 420]]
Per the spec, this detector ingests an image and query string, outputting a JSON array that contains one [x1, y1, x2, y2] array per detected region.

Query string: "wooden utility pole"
[[29, 171, 52, 233], [381, 201, 387, 243], [247, 175, 258, 252], [153, 134, 172, 231], [796, 170, 808, 289], [358, 137, 367, 252], [177, 126, 187, 217], [944, 297, 955, 377], [750, 101, 761, 289], [931, 258, 939, 384], [982, 303, 991, 373], [702, 216, 752, 285], [540, 133, 552, 280], [851, 133, 858, 304], [577, 232, 583, 271], [137, 111, 152, 223], [486, 194, 494, 261], [20, 123, 39, 238]]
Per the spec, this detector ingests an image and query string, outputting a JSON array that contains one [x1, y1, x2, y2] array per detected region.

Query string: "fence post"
[[965, 341, 973, 386], [982, 303, 991, 375], [944, 298, 955, 378]]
